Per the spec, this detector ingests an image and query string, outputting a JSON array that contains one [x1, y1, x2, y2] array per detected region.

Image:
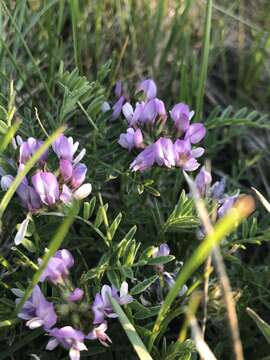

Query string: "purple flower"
[[1, 175, 14, 191], [53, 135, 77, 162], [46, 326, 87, 360], [17, 182, 42, 211], [118, 128, 143, 151], [111, 96, 125, 121], [153, 244, 170, 257], [174, 139, 204, 171], [60, 184, 73, 204], [195, 166, 212, 197], [218, 194, 238, 218], [210, 178, 226, 200], [92, 282, 133, 324], [140, 98, 167, 125], [114, 81, 123, 98], [32, 171, 59, 205], [170, 103, 194, 132], [152, 244, 170, 273], [130, 144, 156, 172], [71, 163, 87, 189], [60, 159, 73, 182], [122, 102, 135, 124], [154, 137, 175, 168], [86, 321, 112, 347], [136, 79, 157, 100], [68, 288, 84, 302], [163, 272, 188, 297], [16, 285, 57, 330], [38, 249, 74, 285], [184, 123, 206, 144], [19, 137, 48, 165], [92, 285, 119, 324]]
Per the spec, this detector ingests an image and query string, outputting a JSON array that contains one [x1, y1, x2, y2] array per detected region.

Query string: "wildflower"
[[14, 216, 30, 245], [174, 139, 204, 171], [86, 321, 112, 347], [68, 288, 84, 302], [123, 101, 145, 127], [46, 326, 87, 360], [111, 96, 125, 121], [152, 243, 171, 273], [32, 171, 60, 206], [130, 144, 156, 172], [170, 103, 194, 133], [184, 123, 206, 144], [195, 166, 212, 197], [163, 272, 188, 297], [118, 128, 143, 151], [71, 163, 87, 189], [218, 194, 238, 218], [114, 80, 123, 99], [92, 282, 133, 324], [53, 135, 78, 162], [154, 137, 175, 168], [16, 181, 42, 211], [16, 285, 57, 330], [19, 137, 48, 164], [210, 178, 226, 200], [1, 174, 14, 191], [139, 98, 167, 125], [60, 159, 73, 182], [60, 184, 73, 204], [136, 79, 157, 100], [101, 101, 111, 113], [38, 249, 74, 285]]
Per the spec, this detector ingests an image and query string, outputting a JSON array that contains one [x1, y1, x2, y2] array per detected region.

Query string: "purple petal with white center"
[[32, 171, 59, 206]]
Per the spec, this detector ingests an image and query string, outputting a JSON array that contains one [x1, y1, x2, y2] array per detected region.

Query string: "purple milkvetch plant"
[[139, 98, 167, 125], [111, 96, 125, 121], [118, 128, 144, 151], [136, 79, 157, 100], [46, 326, 87, 360], [16, 285, 57, 330], [86, 321, 112, 347], [92, 282, 133, 324], [38, 249, 74, 285]]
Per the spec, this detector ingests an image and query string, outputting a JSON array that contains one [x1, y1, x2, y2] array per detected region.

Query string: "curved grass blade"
[[0, 125, 65, 219], [15, 201, 78, 314], [109, 295, 153, 360], [0, 119, 21, 153], [148, 196, 255, 351]]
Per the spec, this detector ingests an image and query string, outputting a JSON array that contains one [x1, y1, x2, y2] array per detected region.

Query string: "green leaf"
[[247, 307, 270, 344], [107, 269, 121, 288], [130, 275, 159, 296], [109, 212, 122, 240], [134, 305, 161, 320], [147, 255, 175, 266]]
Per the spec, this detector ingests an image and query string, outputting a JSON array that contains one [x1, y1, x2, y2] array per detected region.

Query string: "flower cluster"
[[15, 249, 133, 360], [105, 79, 206, 173], [1, 134, 92, 212]]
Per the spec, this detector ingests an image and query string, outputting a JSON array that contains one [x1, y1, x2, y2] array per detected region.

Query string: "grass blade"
[[109, 295, 153, 360], [148, 195, 255, 351], [195, 0, 212, 121]]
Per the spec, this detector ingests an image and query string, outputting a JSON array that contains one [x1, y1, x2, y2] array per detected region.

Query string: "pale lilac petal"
[[122, 103, 134, 123], [60, 160, 73, 182], [185, 123, 206, 144], [14, 217, 30, 245], [60, 184, 73, 204], [46, 338, 59, 351], [191, 147, 205, 158], [182, 158, 200, 171], [137, 79, 157, 100], [1, 175, 14, 191]]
